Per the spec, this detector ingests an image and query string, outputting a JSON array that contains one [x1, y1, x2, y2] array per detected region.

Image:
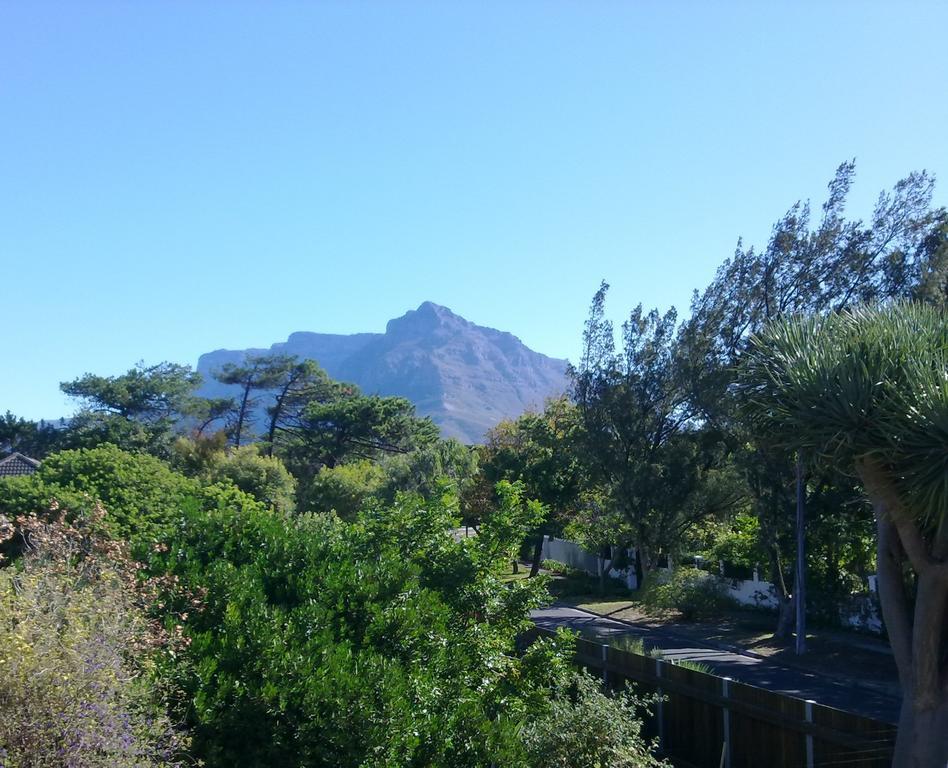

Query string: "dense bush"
[[300, 458, 388, 519], [522, 669, 666, 768], [0, 509, 187, 767], [172, 439, 297, 514], [0, 445, 265, 550], [0, 444, 197, 541], [144, 481, 661, 767], [0, 444, 663, 767], [642, 567, 736, 621]]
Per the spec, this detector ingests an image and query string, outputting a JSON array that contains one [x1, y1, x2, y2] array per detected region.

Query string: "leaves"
[[740, 302, 948, 524]]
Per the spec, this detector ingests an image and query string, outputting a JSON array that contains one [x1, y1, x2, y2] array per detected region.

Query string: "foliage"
[[477, 398, 584, 524], [282, 391, 439, 473], [642, 164, 946, 639], [62, 361, 201, 421], [641, 567, 736, 621], [60, 362, 202, 457], [0, 444, 265, 551], [0, 411, 66, 459], [212, 353, 297, 447], [473, 398, 585, 573], [672, 659, 713, 674], [137, 476, 661, 768], [739, 302, 948, 765], [569, 284, 734, 576], [261, 358, 334, 454], [699, 512, 764, 572], [0, 444, 198, 542], [381, 437, 479, 505], [741, 303, 948, 517], [0, 509, 188, 767], [540, 559, 580, 576], [172, 439, 297, 514], [301, 458, 388, 519], [521, 669, 666, 768]]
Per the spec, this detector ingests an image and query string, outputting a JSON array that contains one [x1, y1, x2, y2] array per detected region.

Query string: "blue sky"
[[2, 1, 947, 419]]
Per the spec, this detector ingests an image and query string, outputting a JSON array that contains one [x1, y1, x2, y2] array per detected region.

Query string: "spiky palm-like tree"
[[740, 302, 948, 768]]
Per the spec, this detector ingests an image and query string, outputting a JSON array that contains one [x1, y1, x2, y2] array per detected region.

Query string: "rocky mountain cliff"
[[195, 302, 569, 444]]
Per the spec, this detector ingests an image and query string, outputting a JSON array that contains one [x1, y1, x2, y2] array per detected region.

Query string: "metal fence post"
[[721, 677, 732, 768], [601, 643, 608, 685], [804, 699, 815, 768], [655, 658, 664, 749]]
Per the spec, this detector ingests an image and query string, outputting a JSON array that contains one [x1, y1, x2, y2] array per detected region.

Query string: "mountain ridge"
[[195, 302, 569, 444]]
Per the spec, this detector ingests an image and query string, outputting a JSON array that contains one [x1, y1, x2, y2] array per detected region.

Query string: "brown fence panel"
[[811, 702, 896, 768], [574, 635, 604, 676], [661, 662, 726, 768], [607, 647, 662, 741], [728, 679, 807, 768], [524, 626, 898, 768]]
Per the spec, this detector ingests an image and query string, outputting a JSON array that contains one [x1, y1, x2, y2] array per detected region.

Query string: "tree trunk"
[[768, 543, 794, 641], [892, 694, 948, 768], [234, 383, 252, 448], [529, 534, 544, 577], [599, 546, 614, 594], [265, 398, 282, 457], [774, 593, 795, 641], [633, 547, 645, 590], [857, 459, 948, 768]]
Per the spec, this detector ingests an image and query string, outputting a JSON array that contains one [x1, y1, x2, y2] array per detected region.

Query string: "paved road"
[[531, 604, 901, 723]]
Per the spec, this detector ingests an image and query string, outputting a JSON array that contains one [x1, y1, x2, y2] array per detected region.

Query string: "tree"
[[478, 398, 585, 576], [380, 437, 479, 504], [212, 354, 294, 447], [740, 303, 948, 767], [570, 284, 728, 584], [281, 390, 438, 476], [60, 362, 202, 456], [301, 459, 388, 519], [521, 668, 664, 768], [680, 163, 945, 636], [0, 411, 65, 458], [62, 361, 201, 422], [144, 480, 661, 767], [188, 396, 236, 437], [171, 440, 297, 515], [0, 444, 264, 547], [262, 358, 333, 456], [0, 509, 189, 767]]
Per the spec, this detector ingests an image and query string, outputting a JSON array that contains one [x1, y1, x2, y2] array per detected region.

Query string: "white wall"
[[541, 537, 882, 634], [725, 574, 780, 609], [541, 537, 639, 589]]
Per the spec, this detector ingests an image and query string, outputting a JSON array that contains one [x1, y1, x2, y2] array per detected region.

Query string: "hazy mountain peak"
[[196, 303, 568, 443], [386, 301, 464, 335]]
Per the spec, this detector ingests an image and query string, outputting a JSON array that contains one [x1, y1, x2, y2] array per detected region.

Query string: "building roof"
[[0, 452, 41, 477]]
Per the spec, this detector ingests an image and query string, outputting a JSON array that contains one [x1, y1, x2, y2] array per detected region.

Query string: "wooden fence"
[[528, 628, 898, 768]]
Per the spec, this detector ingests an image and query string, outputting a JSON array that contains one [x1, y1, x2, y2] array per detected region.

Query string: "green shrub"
[[172, 439, 297, 514], [541, 558, 579, 576], [0, 445, 265, 554], [672, 659, 713, 674], [521, 669, 667, 768], [144, 483, 663, 767], [0, 444, 197, 541], [300, 458, 388, 519], [642, 567, 735, 621]]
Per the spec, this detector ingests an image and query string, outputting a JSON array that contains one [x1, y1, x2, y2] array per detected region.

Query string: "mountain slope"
[[195, 302, 568, 444]]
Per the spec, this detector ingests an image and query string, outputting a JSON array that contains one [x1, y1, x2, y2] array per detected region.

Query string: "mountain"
[[195, 302, 569, 444]]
